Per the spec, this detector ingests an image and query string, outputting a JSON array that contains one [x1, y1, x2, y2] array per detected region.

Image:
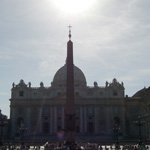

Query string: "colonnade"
[[11, 105, 126, 137]]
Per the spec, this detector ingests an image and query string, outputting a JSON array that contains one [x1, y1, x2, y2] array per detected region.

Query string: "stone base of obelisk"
[[65, 131, 77, 149]]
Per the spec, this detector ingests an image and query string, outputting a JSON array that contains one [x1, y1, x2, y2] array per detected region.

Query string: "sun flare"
[[53, 0, 96, 14]]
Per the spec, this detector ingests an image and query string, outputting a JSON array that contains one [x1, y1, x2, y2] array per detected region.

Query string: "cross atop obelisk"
[[68, 25, 72, 40]]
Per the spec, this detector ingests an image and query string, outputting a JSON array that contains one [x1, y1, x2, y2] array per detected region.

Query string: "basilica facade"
[[10, 65, 127, 141], [9, 36, 150, 143]]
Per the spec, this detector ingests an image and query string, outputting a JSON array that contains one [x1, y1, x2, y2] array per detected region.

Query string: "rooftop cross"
[[68, 25, 72, 40]]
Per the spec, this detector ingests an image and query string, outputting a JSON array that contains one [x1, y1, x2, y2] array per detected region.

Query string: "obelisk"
[[65, 25, 75, 144]]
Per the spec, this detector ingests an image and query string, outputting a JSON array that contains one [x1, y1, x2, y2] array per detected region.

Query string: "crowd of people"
[[0, 142, 149, 150]]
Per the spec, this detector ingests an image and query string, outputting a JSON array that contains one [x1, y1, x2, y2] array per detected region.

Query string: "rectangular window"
[[89, 107, 93, 114], [33, 92, 37, 97], [113, 91, 118, 96], [43, 107, 49, 116], [88, 90, 92, 95], [18, 108, 23, 115], [57, 108, 62, 115], [99, 92, 103, 96], [114, 107, 118, 114], [19, 91, 24, 97]]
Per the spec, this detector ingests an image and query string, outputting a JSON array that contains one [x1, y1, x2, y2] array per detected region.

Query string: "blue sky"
[[0, 0, 150, 117]]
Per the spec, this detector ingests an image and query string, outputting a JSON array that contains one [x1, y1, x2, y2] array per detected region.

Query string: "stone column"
[[106, 105, 111, 134], [122, 105, 126, 136], [50, 106, 53, 134], [54, 106, 57, 133], [26, 107, 30, 134], [84, 106, 87, 133], [11, 107, 16, 137], [148, 122, 150, 140], [95, 106, 98, 133], [62, 106, 65, 130], [80, 106, 83, 133], [39, 107, 42, 133]]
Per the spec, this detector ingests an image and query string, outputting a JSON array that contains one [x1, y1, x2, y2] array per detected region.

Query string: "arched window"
[[76, 126, 80, 133], [17, 117, 24, 127], [18, 108, 23, 116], [88, 122, 94, 133], [43, 107, 49, 116], [75, 108, 79, 117], [43, 122, 49, 134], [57, 108, 62, 115], [113, 116, 120, 125]]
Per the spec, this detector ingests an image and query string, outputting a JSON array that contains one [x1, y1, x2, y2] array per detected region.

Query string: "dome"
[[52, 64, 87, 87], [132, 87, 149, 97]]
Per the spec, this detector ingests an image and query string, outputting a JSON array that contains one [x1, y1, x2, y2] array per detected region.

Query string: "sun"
[[53, 0, 96, 14]]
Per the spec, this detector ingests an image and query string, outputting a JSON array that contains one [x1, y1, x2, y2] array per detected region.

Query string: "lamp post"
[[0, 115, 8, 146], [133, 119, 145, 145], [19, 121, 27, 148], [113, 124, 120, 149]]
